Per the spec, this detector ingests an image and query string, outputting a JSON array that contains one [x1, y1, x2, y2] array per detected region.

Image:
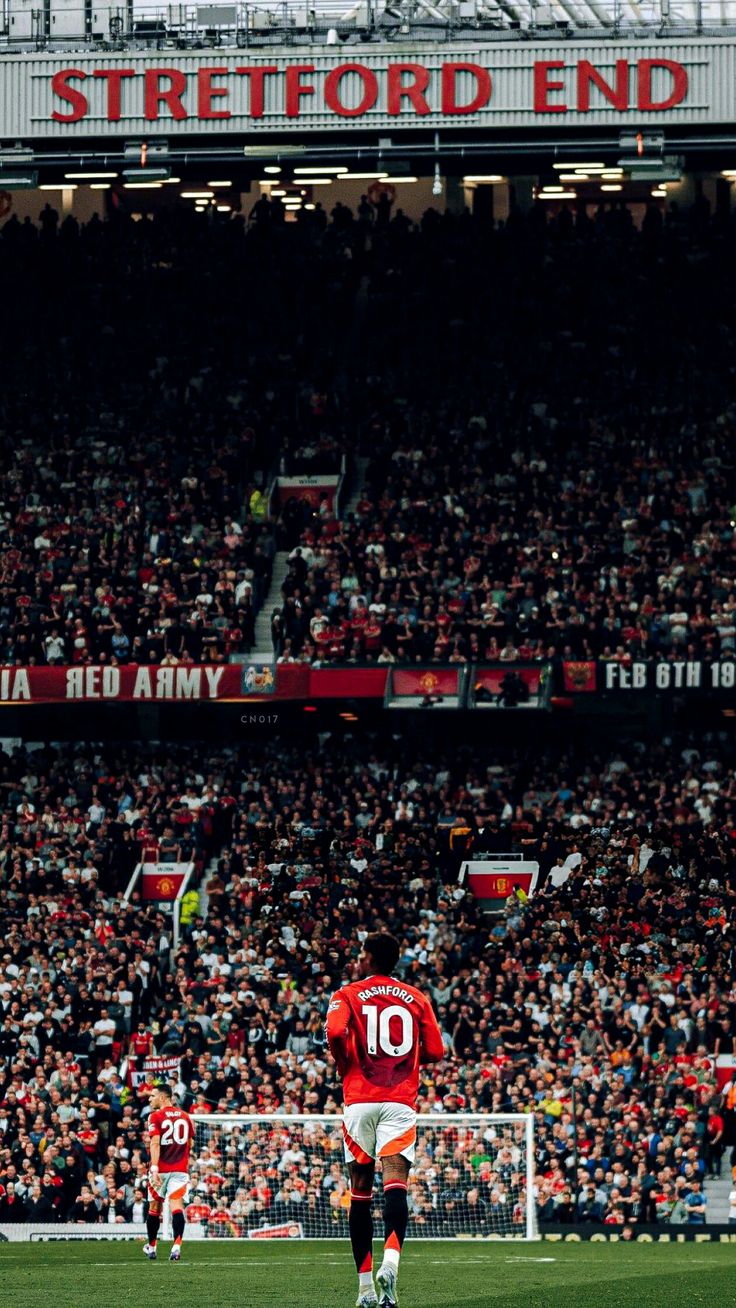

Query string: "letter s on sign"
[[51, 69, 88, 123]]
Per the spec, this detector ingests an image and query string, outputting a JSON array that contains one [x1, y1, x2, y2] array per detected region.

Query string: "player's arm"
[[325, 992, 352, 1076], [419, 996, 447, 1065], [148, 1113, 161, 1178]]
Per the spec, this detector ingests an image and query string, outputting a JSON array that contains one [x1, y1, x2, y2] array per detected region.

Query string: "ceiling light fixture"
[[64, 171, 118, 180]]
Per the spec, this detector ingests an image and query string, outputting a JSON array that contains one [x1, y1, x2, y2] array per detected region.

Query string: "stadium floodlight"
[[0, 172, 38, 189], [123, 167, 171, 183]]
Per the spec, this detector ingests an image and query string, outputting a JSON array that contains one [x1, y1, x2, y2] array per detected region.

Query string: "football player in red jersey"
[[327, 932, 445, 1308], [143, 1082, 194, 1263]]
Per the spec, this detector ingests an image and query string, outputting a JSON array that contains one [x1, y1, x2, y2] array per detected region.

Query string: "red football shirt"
[[149, 1106, 194, 1173], [326, 973, 445, 1107]]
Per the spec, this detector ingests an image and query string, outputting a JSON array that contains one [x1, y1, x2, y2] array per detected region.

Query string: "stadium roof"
[[2, 0, 736, 52]]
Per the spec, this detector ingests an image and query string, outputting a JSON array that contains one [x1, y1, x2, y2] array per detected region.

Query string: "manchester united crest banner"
[[141, 863, 189, 901], [460, 859, 540, 913]]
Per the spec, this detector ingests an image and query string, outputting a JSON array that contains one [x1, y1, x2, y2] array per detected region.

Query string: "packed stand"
[[271, 207, 736, 666], [0, 203, 364, 667], [1, 732, 735, 1230], [2, 201, 736, 669]]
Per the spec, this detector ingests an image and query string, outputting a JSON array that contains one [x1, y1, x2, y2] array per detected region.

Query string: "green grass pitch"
[[0, 1239, 733, 1308]]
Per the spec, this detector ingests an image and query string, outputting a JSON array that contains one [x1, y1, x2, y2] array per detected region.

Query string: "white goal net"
[[187, 1113, 537, 1241]]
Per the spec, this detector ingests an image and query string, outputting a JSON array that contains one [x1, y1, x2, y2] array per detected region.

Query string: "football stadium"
[[1, 0, 736, 1304]]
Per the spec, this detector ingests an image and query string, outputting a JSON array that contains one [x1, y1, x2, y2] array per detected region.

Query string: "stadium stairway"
[[705, 1171, 732, 1222], [250, 456, 368, 658], [341, 455, 370, 522], [251, 550, 291, 656]]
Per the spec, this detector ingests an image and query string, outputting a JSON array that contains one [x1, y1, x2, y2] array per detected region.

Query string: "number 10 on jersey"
[[361, 1004, 414, 1057]]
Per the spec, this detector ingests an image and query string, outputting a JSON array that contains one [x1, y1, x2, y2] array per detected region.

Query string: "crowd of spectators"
[[270, 204, 736, 666], [1, 188, 736, 1237], [1, 200, 735, 669], [1, 730, 735, 1231], [0, 203, 361, 667]]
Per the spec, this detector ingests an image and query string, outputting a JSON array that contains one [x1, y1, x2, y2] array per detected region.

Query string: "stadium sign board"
[[274, 475, 341, 513], [1, 1221, 734, 1241], [460, 858, 540, 911], [563, 659, 736, 693], [2, 39, 735, 138], [128, 1052, 182, 1091], [0, 1223, 147, 1240], [140, 862, 190, 901], [0, 661, 732, 705]]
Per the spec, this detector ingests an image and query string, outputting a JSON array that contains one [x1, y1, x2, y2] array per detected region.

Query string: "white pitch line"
[[505, 1256, 557, 1263], [88, 1256, 353, 1267], [86, 1255, 540, 1269]]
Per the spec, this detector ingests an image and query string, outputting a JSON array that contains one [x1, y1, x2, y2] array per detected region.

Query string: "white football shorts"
[[342, 1102, 417, 1165], [148, 1170, 189, 1204]]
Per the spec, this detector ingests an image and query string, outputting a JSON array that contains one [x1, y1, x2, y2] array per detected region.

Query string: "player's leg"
[[144, 1179, 163, 1259], [349, 1161, 376, 1305], [168, 1176, 188, 1260], [375, 1107, 416, 1306], [344, 1105, 379, 1307], [375, 1155, 409, 1306]]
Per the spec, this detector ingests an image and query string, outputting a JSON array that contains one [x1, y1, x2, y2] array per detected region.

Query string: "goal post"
[[188, 1112, 537, 1241]]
